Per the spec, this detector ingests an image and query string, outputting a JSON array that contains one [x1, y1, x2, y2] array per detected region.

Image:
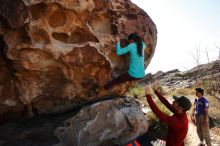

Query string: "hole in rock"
[[69, 27, 99, 44], [19, 29, 31, 44], [111, 24, 118, 35], [0, 35, 5, 57], [63, 46, 108, 66], [93, 0, 106, 11], [32, 29, 50, 44], [90, 13, 113, 34], [30, 3, 48, 20], [52, 27, 99, 44], [48, 9, 67, 28], [52, 32, 68, 43], [81, 77, 97, 89], [124, 3, 130, 9], [124, 14, 137, 20]]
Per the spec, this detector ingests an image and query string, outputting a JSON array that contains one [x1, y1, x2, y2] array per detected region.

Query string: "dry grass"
[[174, 88, 192, 95], [127, 84, 145, 98]]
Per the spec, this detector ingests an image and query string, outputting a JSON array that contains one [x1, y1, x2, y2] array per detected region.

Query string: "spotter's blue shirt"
[[194, 97, 209, 115], [116, 41, 146, 78]]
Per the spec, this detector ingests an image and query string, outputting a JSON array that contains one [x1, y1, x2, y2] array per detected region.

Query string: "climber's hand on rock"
[[151, 81, 160, 92], [144, 85, 154, 96], [115, 36, 120, 42]]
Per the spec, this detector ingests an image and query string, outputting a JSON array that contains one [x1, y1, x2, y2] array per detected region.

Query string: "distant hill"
[[141, 60, 220, 95]]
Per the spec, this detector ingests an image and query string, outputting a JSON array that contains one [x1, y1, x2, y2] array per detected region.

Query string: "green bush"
[[128, 84, 145, 98]]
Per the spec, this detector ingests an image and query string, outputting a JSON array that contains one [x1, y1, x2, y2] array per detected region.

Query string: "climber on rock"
[[103, 33, 147, 91]]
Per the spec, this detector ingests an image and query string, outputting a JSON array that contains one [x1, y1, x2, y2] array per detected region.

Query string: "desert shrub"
[[175, 88, 188, 95], [128, 84, 145, 98], [202, 79, 216, 95], [182, 72, 194, 78], [174, 72, 186, 78], [174, 88, 190, 95], [187, 88, 197, 95]]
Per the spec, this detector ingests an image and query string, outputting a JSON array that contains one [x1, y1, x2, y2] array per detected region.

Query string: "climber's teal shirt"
[[116, 41, 146, 78]]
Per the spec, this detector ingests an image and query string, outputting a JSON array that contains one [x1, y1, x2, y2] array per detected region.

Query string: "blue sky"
[[131, 0, 220, 73]]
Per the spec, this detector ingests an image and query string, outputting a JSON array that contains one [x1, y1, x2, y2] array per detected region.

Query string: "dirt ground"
[[185, 119, 220, 146]]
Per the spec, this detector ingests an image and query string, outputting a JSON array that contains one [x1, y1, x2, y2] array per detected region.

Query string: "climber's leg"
[[104, 72, 138, 90]]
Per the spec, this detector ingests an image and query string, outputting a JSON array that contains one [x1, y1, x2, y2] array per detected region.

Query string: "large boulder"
[[0, 0, 157, 116], [54, 97, 150, 146]]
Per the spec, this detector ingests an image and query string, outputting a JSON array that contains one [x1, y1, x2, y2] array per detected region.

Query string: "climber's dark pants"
[[104, 72, 139, 89]]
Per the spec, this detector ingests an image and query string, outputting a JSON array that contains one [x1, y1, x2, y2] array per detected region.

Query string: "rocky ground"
[[185, 119, 220, 146]]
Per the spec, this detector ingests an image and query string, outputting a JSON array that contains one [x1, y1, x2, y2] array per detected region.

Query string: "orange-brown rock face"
[[0, 0, 157, 115]]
